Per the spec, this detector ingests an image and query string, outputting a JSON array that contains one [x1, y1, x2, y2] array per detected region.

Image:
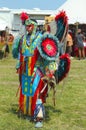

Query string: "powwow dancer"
[[12, 11, 71, 128]]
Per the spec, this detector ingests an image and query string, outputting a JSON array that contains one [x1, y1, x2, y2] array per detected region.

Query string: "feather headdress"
[[49, 10, 68, 42], [20, 12, 29, 21]]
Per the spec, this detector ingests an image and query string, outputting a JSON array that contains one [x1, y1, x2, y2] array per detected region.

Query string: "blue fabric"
[[22, 75, 32, 96], [23, 48, 33, 56], [36, 99, 42, 105], [26, 96, 29, 113], [34, 103, 45, 119], [26, 34, 31, 46], [22, 33, 42, 57], [22, 72, 41, 96], [31, 72, 41, 95]]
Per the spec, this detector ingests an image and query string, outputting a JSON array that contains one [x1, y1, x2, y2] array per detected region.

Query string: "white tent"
[[0, 20, 8, 30], [0, 15, 10, 30], [55, 0, 86, 24]]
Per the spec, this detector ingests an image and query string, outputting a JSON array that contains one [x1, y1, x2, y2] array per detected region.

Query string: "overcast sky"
[[0, 0, 67, 10]]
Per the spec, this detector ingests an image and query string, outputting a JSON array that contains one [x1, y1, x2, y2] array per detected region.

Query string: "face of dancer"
[[26, 24, 34, 34]]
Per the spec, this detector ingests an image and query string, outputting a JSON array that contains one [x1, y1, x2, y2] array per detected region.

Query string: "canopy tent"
[[0, 24, 7, 31], [0, 20, 8, 31], [54, 0, 86, 24]]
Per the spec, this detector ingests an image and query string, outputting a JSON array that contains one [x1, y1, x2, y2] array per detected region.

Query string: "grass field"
[[0, 50, 86, 130]]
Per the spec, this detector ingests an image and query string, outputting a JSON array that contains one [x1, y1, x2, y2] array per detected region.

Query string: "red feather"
[[58, 54, 71, 83], [20, 12, 29, 21], [55, 10, 68, 25]]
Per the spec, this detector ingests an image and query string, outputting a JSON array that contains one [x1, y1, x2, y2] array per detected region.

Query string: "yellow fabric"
[[28, 97, 32, 115], [24, 95, 26, 114], [28, 57, 32, 76]]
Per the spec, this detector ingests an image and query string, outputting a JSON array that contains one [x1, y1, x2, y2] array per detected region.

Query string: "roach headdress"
[[20, 12, 29, 25]]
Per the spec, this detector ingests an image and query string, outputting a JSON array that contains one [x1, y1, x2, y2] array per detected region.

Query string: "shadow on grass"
[[9, 103, 62, 123], [10, 103, 34, 121], [10, 103, 18, 115]]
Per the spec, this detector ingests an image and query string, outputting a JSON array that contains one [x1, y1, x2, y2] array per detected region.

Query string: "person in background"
[[66, 30, 73, 58], [1, 41, 9, 57], [76, 29, 85, 60]]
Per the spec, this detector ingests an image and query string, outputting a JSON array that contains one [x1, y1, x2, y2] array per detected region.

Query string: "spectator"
[[66, 30, 73, 57], [2, 42, 9, 57], [75, 29, 85, 60]]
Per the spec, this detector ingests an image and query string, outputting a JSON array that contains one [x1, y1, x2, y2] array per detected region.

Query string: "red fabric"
[[31, 79, 48, 116], [18, 51, 24, 111], [18, 49, 43, 115], [47, 25, 51, 32], [19, 87, 24, 112]]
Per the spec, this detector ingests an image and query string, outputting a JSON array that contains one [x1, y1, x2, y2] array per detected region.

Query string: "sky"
[[0, 0, 67, 10]]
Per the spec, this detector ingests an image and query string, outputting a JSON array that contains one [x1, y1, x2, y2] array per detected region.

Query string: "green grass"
[[0, 52, 86, 130]]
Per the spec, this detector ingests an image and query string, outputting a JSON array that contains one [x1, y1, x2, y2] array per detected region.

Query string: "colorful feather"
[[37, 34, 59, 61], [55, 10, 68, 42], [12, 36, 21, 58], [55, 54, 71, 83]]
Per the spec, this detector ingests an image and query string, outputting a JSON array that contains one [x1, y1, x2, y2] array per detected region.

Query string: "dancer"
[[12, 11, 71, 128]]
